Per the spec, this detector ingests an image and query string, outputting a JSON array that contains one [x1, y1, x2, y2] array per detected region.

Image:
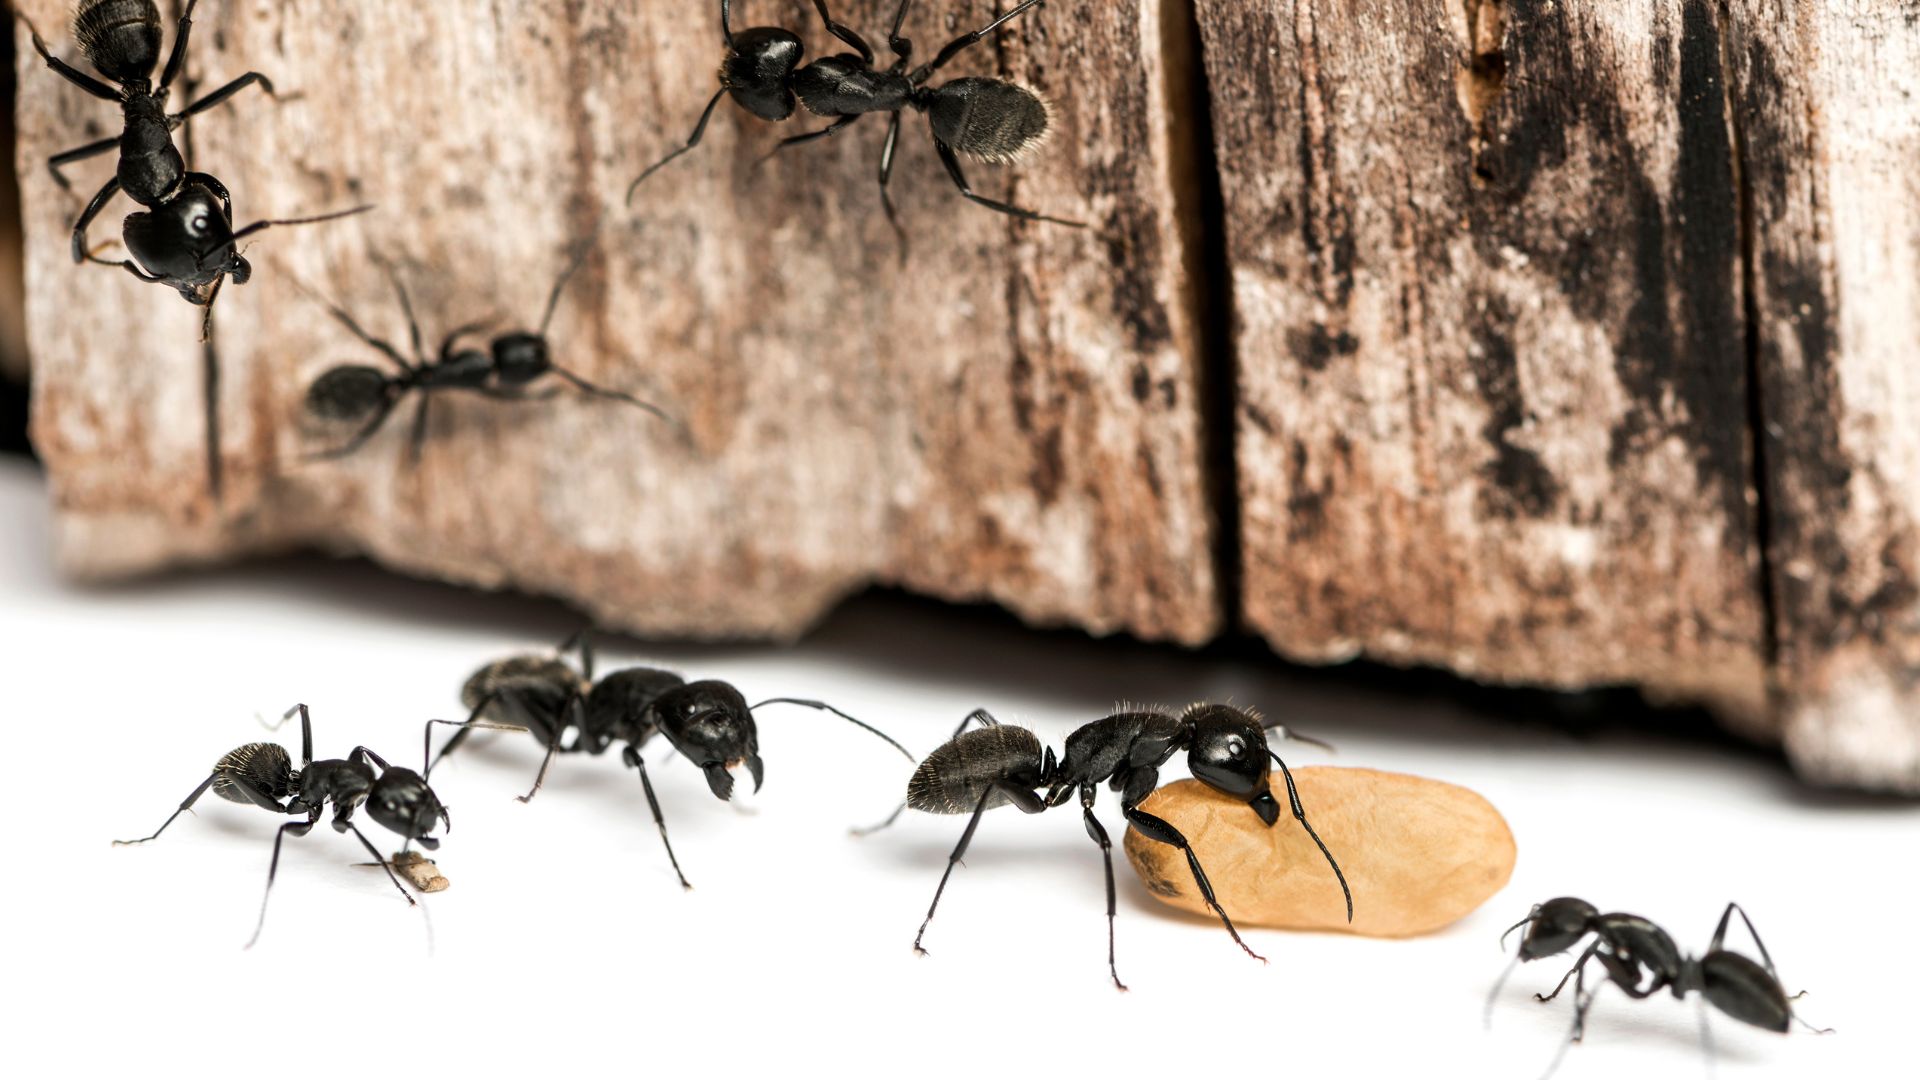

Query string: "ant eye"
[[1227, 738, 1245, 758], [190, 214, 209, 234]]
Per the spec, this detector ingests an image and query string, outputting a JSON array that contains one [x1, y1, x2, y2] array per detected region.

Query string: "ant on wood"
[[21, 1, 370, 337], [300, 248, 681, 463], [630, 0, 1081, 245]]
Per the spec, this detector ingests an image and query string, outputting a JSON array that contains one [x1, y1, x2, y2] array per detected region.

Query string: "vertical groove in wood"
[[1727, 0, 1920, 789], [1197, 0, 1770, 716]]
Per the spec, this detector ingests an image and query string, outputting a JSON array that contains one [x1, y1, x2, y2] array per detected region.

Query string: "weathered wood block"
[[15, 0, 1221, 643], [13, 1, 1920, 791]]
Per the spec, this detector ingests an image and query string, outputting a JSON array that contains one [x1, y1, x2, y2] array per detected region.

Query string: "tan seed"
[[1123, 766, 1515, 937], [390, 851, 450, 893]]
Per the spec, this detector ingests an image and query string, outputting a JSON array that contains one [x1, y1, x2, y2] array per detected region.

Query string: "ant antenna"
[[1269, 748, 1353, 921], [750, 698, 916, 762], [1500, 906, 1542, 950], [720, 0, 736, 47], [199, 204, 375, 262]]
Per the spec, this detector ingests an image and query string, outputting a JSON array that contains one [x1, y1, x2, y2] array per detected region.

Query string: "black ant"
[[628, 0, 1081, 242], [301, 249, 681, 463], [1488, 897, 1832, 1076], [113, 704, 522, 948], [21, 1, 370, 335], [430, 630, 916, 889], [867, 703, 1350, 990]]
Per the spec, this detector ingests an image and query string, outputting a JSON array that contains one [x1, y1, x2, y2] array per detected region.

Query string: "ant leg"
[[934, 140, 1083, 227], [20, 15, 121, 100], [1078, 784, 1127, 991], [343, 822, 417, 906], [1123, 804, 1266, 963], [515, 735, 563, 804], [405, 392, 431, 465], [1270, 751, 1353, 921], [47, 135, 118, 191], [885, 0, 914, 65], [914, 782, 1046, 954], [245, 818, 318, 949], [171, 72, 277, 123], [70, 178, 124, 264], [877, 112, 908, 258], [756, 114, 861, 167], [852, 708, 998, 836], [309, 393, 402, 462], [113, 774, 218, 845], [1537, 970, 1597, 1080], [1535, 941, 1601, 1003], [810, 1, 874, 64], [910, 0, 1046, 80], [627, 88, 727, 205], [621, 745, 692, 889], [158, 0, 204, 91]]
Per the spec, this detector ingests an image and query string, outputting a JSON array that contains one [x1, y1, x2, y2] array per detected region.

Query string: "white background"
[[2, 455, 1913, 1077]]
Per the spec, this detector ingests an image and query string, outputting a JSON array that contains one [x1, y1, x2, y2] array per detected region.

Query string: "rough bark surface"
[[14, 0, 1220, 643], [1196, 0, 1920, 789], [1725, 0, 1920, 790], [14, 1, 1920, 790]]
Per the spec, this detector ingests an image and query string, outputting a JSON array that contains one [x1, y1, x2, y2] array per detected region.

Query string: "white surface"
[[1, 455, 1912, 1077]]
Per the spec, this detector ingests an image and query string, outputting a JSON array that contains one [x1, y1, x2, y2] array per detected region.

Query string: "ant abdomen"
[[491, 333, 551, 385], [1701, 952, 1792, 1032], [213, 742, 294, 804], [305, 365, 390, 422], [73, 0, 163, 83], [925, 78, 1051, 163], [908, 726, 1045, 814]]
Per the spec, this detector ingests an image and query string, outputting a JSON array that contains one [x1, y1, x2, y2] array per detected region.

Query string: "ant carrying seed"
[[1487, 897, 1832, 1077], [113, 704, 521, 948], [300, 247, 682, 463], [629, 0, 1081, 246], [21, 0, 370, 338], [863, 703, 1350, 990], [431, 630, 916, 889]]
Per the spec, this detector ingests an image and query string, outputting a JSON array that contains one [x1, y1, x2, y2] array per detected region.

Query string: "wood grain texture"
[[1198, 0, 1772, 717], [1727, 0, 1920, 789], [13, 0, 1220, 643]]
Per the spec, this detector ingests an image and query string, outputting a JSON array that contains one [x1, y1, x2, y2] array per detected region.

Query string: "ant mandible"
[[113, 704, 521, 948], [431, 630, 916, 890], [868, 703, 1351, 990], [629, 0, 1081, 240], [21, 1, 370, 334], [1488, 897, 1831, 1076], [301, 248, 682, 463]]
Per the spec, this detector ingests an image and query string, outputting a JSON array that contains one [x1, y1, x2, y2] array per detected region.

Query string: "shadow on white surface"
[[1, 457, 1908, 1077]]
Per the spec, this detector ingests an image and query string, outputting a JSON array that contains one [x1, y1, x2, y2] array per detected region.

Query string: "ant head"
[[1517, 897, 1600, 960], [306, 365, 391, 422], [492, 331, 551, 386], [123, 182, 231, 289], [365, 767, 449, 849], [722, 27, 803, 121], [1182, 704, 1276, 820], [74, 0, 164, 84], [925, 78, 1053, 164], [650, 680, 762, 800]]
